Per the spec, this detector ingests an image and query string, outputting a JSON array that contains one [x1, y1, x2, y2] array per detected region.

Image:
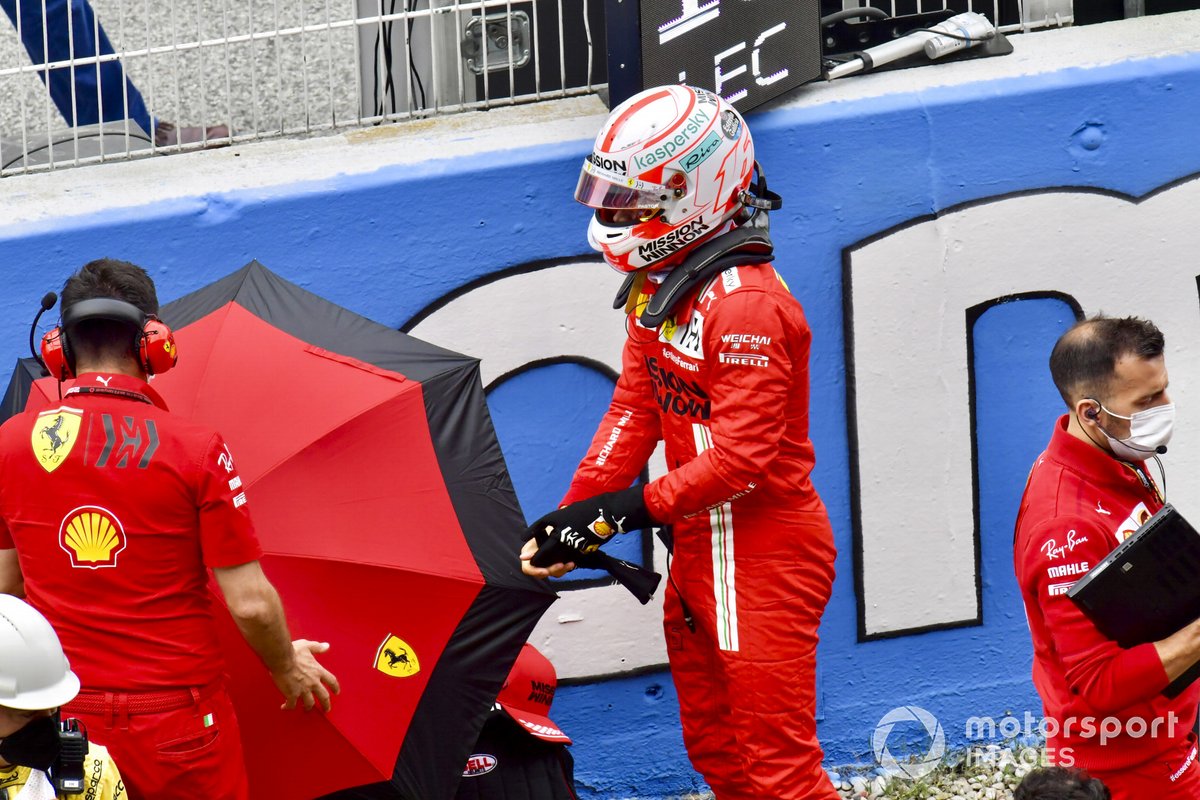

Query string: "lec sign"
[[605, 0, 821, 112]]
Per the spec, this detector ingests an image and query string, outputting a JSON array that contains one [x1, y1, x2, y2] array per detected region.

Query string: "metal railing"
[[2, 0, 1149, 177], [0, 0, 603, 175], [830, 1, 1075, 32]]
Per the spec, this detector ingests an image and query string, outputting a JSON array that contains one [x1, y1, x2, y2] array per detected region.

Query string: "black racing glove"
[[575, 550, 662, 605], [527, 485, 657, 568]]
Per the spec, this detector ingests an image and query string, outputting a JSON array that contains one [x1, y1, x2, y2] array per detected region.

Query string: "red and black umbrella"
[[2, 261, 555, 800]]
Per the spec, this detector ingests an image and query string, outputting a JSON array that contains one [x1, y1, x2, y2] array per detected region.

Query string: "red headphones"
[[41, 298, 178, 380]]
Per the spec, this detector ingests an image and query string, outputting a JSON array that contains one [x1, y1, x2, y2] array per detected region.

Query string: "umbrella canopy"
[[2, 262, 555, 800]]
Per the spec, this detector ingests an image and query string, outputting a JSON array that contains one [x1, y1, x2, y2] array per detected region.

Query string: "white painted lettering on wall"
[[847, 180, 1200, 637]]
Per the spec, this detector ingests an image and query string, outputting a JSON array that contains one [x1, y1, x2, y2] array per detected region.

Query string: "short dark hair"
[[60, 259, 160, 366], [1014, 766, 1110, 800], [1048, 315, 1164, 408]]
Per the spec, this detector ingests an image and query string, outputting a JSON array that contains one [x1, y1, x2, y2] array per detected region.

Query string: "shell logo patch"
[[59, 506, 127, 568], [32, 408, 82, 473], [374, 634, 420, 678], [591, 517, 615, 539]]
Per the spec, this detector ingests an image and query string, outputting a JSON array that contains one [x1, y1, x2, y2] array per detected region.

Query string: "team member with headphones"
[[0, 259, 340, 800], [1014, 315, 1200, 799]]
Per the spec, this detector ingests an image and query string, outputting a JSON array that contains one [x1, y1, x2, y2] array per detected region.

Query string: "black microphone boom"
[[29, 291, 58, 376]]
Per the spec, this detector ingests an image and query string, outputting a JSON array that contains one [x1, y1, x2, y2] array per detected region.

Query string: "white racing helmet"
[[0, 595, 80, 710], [575, 84, 757, 273]]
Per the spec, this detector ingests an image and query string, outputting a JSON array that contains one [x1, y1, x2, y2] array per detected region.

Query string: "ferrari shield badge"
[[32, 407, 82, 473], [374, 634, 420, 678]]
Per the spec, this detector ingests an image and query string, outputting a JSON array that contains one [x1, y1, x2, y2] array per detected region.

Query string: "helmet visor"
[[574, 160, 667, 211]]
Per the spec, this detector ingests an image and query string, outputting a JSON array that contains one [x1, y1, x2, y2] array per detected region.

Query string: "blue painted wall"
[[3, 47, 1200, 798]]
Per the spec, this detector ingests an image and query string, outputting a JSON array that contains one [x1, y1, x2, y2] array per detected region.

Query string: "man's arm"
[[212, 561, 340, 711], [523, 332, 662, 578], [1155, 617, 1200, 682], [0, 548, 23, 597], [1020, 517, 1175, 711]]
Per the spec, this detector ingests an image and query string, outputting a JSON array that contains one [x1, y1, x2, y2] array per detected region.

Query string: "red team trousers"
[[64, 680, 249, 800], [1087, 738, 1200, 800], [664, 509, 839, 800]]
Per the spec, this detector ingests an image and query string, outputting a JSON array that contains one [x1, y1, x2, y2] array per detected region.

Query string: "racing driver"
[[520, 84, 841, 799]]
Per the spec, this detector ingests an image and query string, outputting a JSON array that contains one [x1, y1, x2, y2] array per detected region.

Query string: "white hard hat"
[[0, 595, 80, 710]]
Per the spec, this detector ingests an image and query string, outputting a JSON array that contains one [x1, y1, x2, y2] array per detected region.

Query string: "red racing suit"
[[562, 261, 839, 799], [1014, 416, 1200, 799]]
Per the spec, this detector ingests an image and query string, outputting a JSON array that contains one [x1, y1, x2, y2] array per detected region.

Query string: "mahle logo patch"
[[32, 408, 82, 473], [374, 634, 420, 677]]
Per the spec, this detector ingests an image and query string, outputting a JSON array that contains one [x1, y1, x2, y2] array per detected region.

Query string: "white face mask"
[[1097, 402, 1175, 461]]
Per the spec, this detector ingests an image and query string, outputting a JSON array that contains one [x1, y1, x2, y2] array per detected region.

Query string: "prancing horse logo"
[[374, 633, 420, 677], [384, 647, 410, 668], [42, 415, 69, 453], [32, 408, 82, 473]]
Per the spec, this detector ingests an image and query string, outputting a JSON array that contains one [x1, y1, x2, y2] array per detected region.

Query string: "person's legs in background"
[[0, 0, 227, 145], [0, 0, 152, 134]]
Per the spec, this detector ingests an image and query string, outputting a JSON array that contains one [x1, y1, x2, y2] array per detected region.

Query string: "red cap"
[[496, 644, 571, 744]]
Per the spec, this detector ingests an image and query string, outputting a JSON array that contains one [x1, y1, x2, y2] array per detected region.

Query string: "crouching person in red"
[[0, 259, 340, 799]]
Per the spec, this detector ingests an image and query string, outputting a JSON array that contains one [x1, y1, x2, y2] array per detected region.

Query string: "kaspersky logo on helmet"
[[632, 107, 712, 171]]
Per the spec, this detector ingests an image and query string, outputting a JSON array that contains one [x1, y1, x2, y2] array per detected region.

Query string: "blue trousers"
[[0, 0, 152, 134]]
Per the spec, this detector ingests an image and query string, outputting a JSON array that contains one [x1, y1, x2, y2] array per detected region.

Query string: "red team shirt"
[[0, 372, 262, 690], [1014, 415, 1199, 775]]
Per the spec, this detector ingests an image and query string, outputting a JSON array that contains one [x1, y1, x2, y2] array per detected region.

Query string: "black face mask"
[[0, 714, 60, 771]]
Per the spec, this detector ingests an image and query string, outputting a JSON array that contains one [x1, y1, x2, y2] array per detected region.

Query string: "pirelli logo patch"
[[719, 352, 770, 368]]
